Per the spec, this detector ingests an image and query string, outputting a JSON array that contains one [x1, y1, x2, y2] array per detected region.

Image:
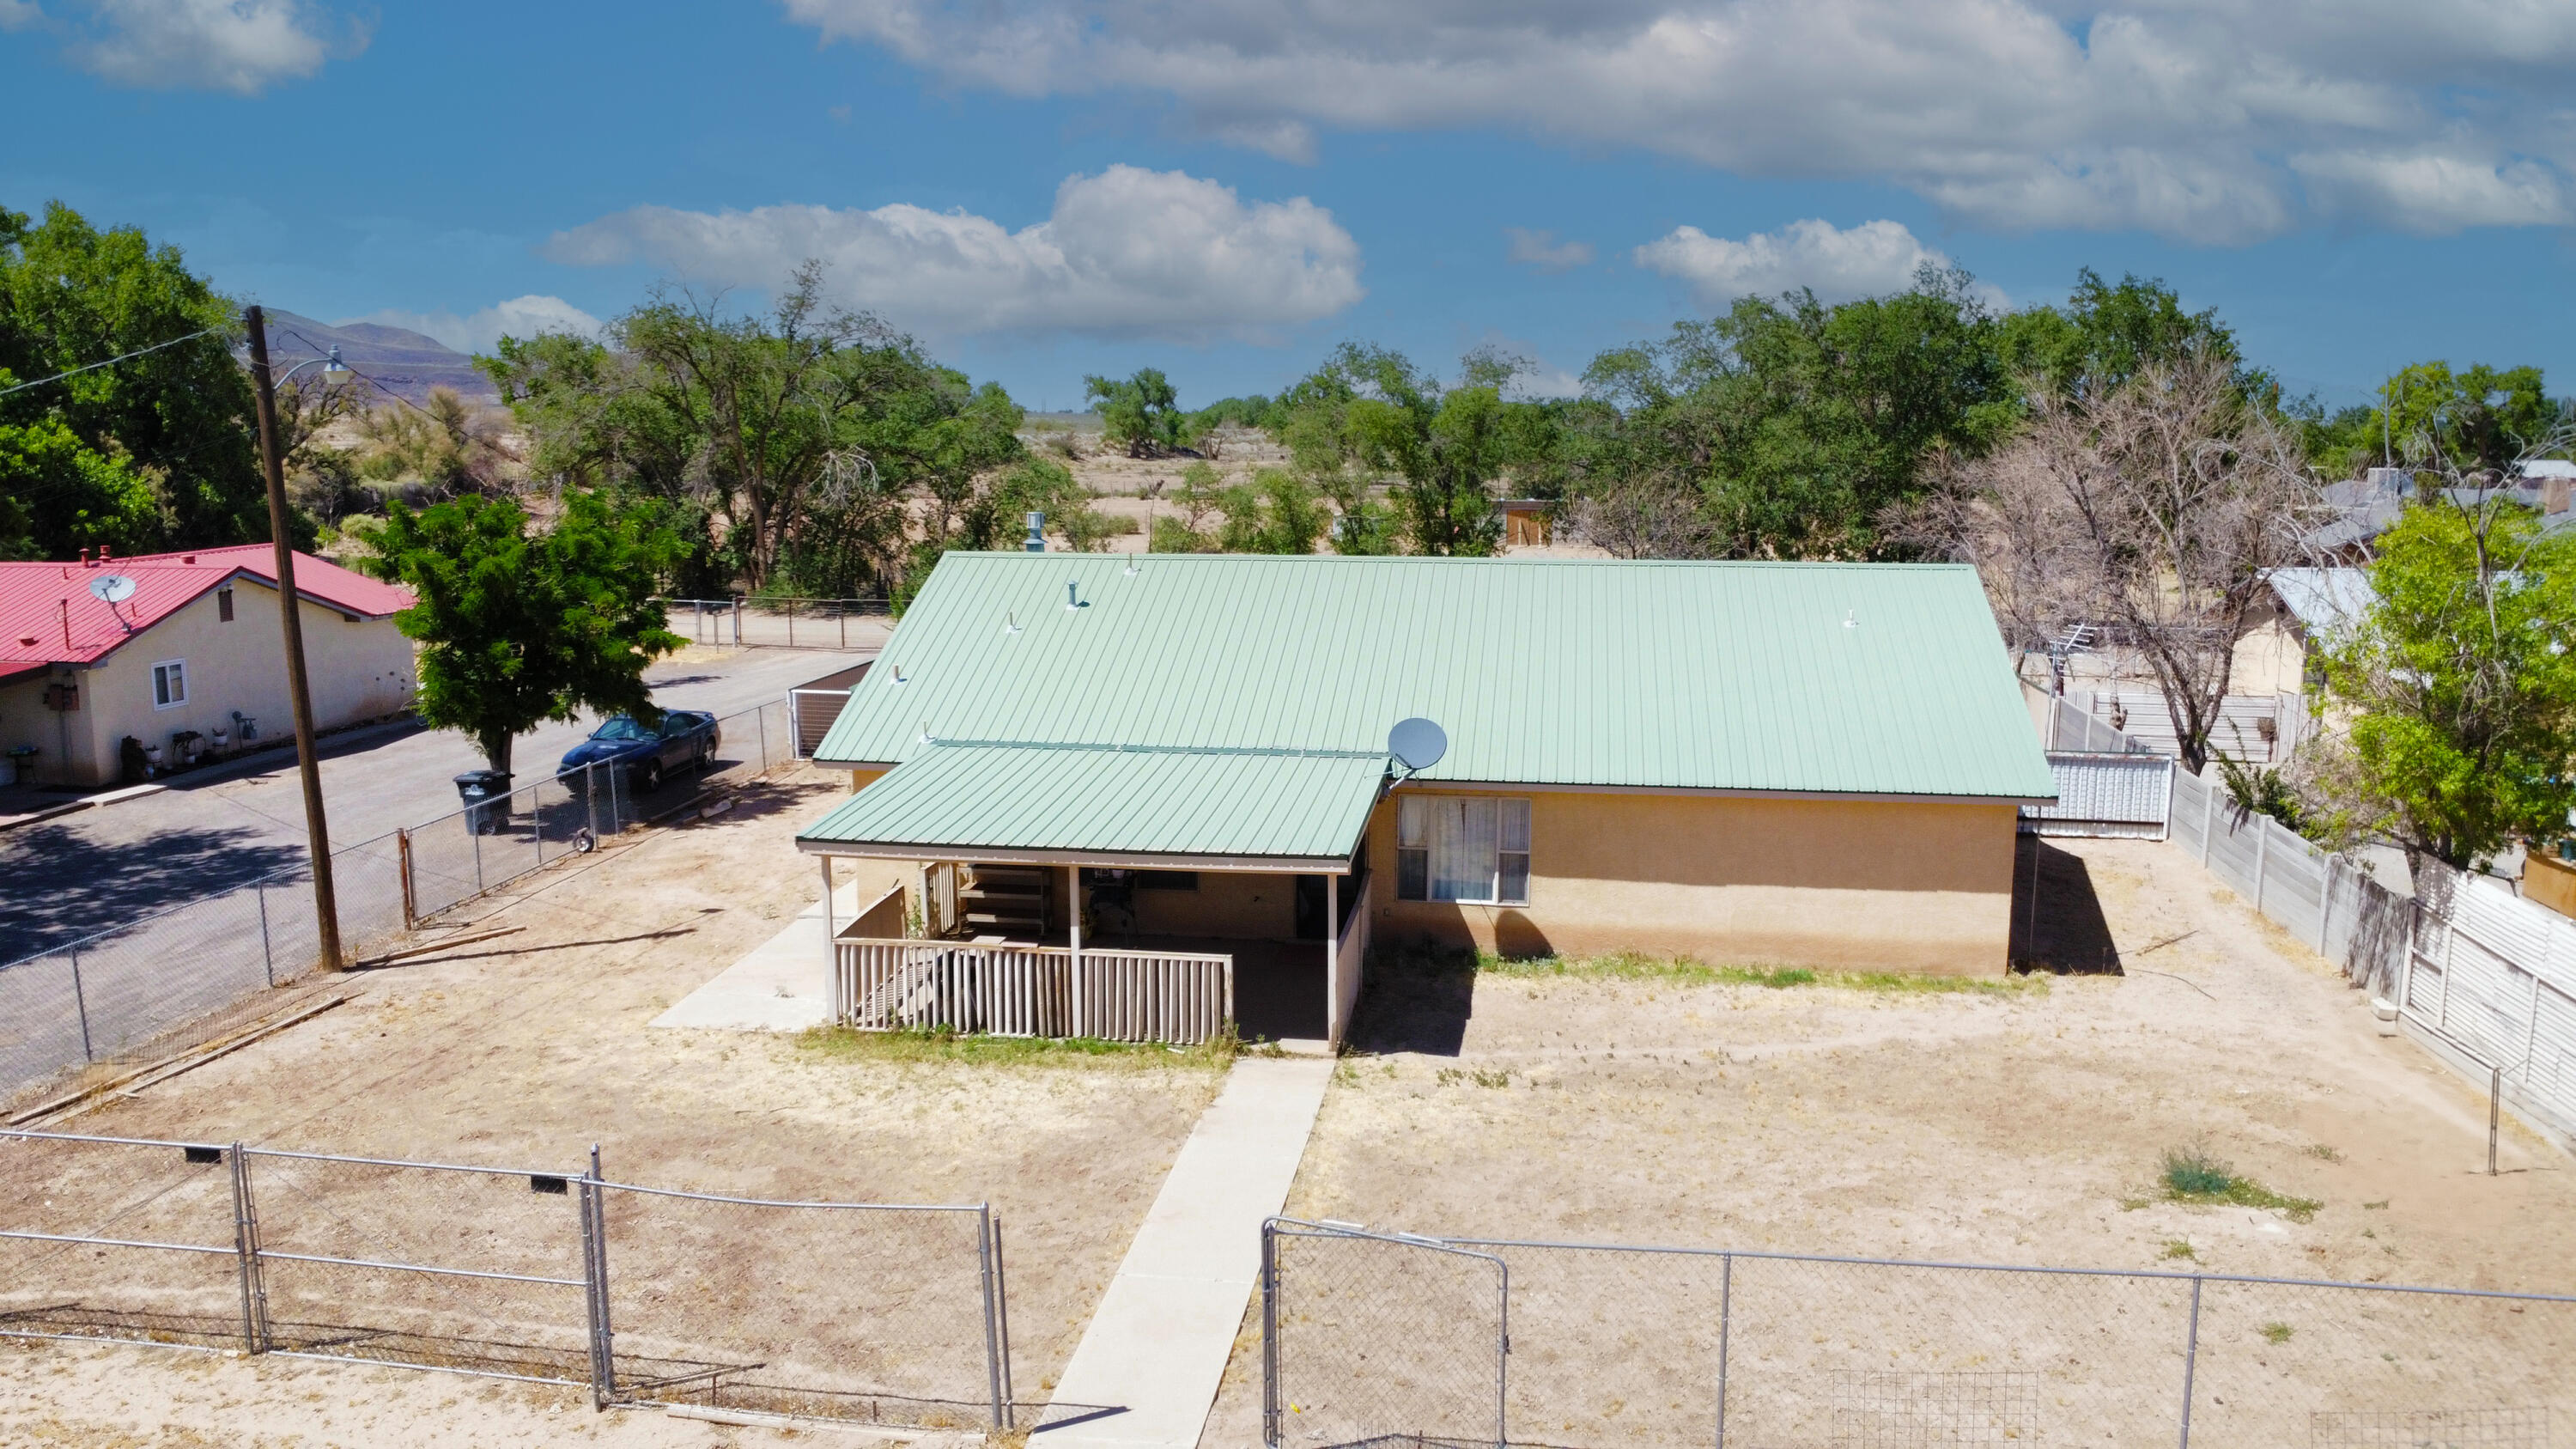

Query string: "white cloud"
[[780, 0, 2576, 243], [547, 165, 1364, 341], [1634, 218, 2006, 307], [1504, 228, 1595, 274], [344, 296, 605, 356], [65, 0, 362, 94], [0, 1, 45, 33]]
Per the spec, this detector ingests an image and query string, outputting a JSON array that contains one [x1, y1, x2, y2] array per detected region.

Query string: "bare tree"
[[1906, 350, 2325, 773], [1564, 473, 1715, 559]]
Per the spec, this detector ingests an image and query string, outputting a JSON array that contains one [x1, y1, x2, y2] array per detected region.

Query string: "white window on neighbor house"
[[151, 659, 187, 709], [1395, 795, 1532, 905]]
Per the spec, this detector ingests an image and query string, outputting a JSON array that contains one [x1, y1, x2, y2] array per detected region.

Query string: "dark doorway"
[[1292, 874, 1327, 940]]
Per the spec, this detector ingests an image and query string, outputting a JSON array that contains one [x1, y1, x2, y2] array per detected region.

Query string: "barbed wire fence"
[[1261, 1218, 2576, 1449], [0, 1128, 1017, 1431], [0, 697, 803, 1099]]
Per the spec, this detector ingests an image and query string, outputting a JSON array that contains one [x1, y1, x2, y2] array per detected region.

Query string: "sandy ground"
[[1202, 836, 2576, 1448], [1, 769, 1220, 1443]]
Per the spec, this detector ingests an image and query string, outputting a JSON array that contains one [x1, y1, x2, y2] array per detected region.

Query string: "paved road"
[[0, 645, 872, 965]]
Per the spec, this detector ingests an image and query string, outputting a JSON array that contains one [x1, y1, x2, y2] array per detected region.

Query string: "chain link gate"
[[1263, 1218, 1507, 1449]]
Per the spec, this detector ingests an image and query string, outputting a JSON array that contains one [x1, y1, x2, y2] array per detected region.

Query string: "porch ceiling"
[[794, 740, 1385, 872]]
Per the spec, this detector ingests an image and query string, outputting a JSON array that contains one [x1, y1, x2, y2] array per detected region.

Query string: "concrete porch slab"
[[648, 880, 867, 1032]]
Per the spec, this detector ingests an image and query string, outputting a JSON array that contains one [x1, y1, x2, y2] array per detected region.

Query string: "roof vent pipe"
[[1024, 511, 1046, 552]]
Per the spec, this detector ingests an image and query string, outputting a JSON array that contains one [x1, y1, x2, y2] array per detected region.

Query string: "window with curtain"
[[1396, 795, 1531, 905]]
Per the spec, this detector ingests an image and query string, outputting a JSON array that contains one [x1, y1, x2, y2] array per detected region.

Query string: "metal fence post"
[[583, 1142, 617, 1408], [255, 878, 276, 987], [1261, 1221, 1282, 1448], [229, 1142, 270, 1353], [756, 707, 770, 774], [396, 829, 417, 932], [787, 597, 796, 648], [2252, 817, 2269, 911], [532, 781, 547, 867], [1714, 1251, 1732, 1449], [2177, 1275, 2203, 1449], [2198, 777, 2215, 866], [66, 941, 93, 1062], [992, 1215, 1015, 1423], [976, 1205, 1007, 1429], [1493, 1255, 1510, 1449], [471, 819, 484, 893]]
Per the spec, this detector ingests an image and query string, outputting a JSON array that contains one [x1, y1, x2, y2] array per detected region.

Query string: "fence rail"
[[1262, 1218, 2576, 1449], [662, 597, 889, 651], [0, 1128, 1013, 1428], [837, 937, 1233, 1044], [1, 697, 804, 1098]]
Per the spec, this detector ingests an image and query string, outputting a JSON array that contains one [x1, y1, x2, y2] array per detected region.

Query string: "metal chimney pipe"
[[1024, 512, 1046, 552]]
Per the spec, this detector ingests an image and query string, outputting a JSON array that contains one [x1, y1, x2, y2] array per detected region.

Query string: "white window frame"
[[151, 659, 188, 710], [1395, 794, 1532, 906]]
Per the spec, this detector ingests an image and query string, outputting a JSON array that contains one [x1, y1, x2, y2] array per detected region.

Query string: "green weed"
[[2260, 1322, 2294, 1344], [1468, 949, 2043, 996], [2158, 1145, 2323, 1222], [2159, 1239, 2196, 1261], [796, 1023, 1238, 1071]]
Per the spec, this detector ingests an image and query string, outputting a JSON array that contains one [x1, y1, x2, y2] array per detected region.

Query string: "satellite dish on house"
[[1388, 717, 1448, 774], [88, 575, 137, 606]]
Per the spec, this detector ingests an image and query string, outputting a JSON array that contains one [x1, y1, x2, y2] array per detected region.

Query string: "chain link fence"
[[662, 597, 890, 651], [1261, 1219, 2576, 1449], [0, 697, 802, 1099], [0, 1129, 1014, 1429]]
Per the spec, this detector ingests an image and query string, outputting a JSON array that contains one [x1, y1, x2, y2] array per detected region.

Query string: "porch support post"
[[1067, 864, 1084, 1039], [820, 855, 840, 1021], [1325, 873, 1340, 1045]]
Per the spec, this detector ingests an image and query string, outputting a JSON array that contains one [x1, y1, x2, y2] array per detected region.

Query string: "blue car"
[[558, 709, 719, 793]]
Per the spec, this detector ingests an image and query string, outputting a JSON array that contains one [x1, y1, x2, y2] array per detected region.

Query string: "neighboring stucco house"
[[794, 552, 2054, 1046], [0, 545, 416, 787]]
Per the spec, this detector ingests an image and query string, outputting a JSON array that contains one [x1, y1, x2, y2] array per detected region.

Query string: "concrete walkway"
[[647, 880, 861, 1032], [1040, 1055, 1334, 1449]]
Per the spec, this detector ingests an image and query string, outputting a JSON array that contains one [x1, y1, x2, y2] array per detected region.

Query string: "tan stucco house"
[[796, 552, 2056, 1045], [0, 545, 416, 788]]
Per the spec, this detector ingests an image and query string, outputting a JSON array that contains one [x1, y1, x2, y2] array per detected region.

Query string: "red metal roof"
[[0, 544, 414, 673]]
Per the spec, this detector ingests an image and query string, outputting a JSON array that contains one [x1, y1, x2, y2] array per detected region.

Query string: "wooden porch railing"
[[835, 938, 1234, 1045]]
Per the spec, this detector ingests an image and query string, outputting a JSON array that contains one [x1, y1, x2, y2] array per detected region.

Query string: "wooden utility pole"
[[244, 305, 343, 971]]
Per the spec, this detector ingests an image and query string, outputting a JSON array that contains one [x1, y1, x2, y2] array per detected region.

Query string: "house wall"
[[1362, 785, 2020, 975], [2230, 593, 2309, 697], [2524, 853, 2576, 923], [1130, 872, 1297, 940], [5, 578, 416, 787]]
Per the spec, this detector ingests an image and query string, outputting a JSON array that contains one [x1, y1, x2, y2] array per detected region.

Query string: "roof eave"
[[793, 837, 1355, 874]]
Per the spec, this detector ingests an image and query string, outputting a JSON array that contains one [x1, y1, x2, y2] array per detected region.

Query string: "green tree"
[[1084, 367, 1182, 457], [356, 490, 684, 777], [1280, 344, 1558, 556], [480, 264, 1025, 598], [1574, 266, 2012, 558], [1215, 469, 1329, 555], [0, 416, 158, 557], [1996, 268, 2239, 398], [2370, 362, 2559, 477], [2318, 498, 2576, 872], [0, 201, 274, 552]]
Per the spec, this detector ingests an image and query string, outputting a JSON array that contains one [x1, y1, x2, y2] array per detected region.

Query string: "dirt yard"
[[1201, 835, 2576, 1448], [0, 768, 1223, 1446]]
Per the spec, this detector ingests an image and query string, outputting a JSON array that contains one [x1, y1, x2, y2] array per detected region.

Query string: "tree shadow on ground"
[[0, 823, 306, 962], [2012, 835, 2122, 975], [1345, 941, 1478, 1057]]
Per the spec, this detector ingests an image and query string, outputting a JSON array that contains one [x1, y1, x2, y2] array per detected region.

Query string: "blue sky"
[[7, 0, 2575, 411]]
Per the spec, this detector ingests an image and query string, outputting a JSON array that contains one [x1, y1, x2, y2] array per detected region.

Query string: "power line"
[[0, 326, 224, 400]]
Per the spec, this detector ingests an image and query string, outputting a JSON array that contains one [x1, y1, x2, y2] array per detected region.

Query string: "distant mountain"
[[263, 311, 500, 406]]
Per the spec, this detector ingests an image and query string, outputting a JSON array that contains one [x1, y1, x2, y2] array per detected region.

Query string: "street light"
[[242, 305, 362, 971]]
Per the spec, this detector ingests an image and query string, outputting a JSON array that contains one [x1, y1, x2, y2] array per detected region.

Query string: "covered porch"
[[796, 741, 1387, 1048]]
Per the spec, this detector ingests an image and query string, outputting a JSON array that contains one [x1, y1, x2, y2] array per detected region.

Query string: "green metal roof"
[[812, 552, 2053, 801], [796, 742, 1388, 866]]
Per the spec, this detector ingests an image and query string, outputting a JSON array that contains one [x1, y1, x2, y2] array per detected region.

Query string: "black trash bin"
[[453, 770, 513, 834]]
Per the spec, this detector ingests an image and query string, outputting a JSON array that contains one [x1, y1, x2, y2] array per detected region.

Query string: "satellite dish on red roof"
[[88, 574, 136, 606]]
